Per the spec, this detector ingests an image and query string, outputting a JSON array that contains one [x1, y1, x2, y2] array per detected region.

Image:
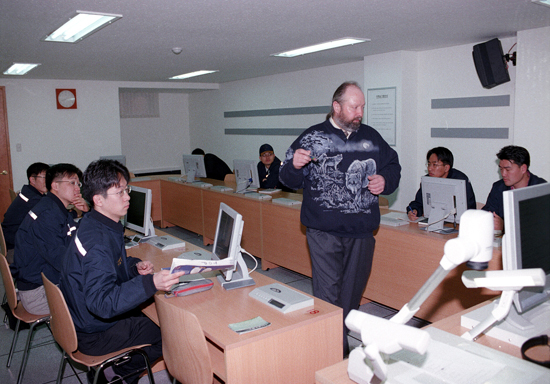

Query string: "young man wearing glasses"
[[2, 162, 50, 260], [257, 143, 283, 189], [407, 147, 477, 221], [60, 159, 184, 384], [12, 163, 89, 315]]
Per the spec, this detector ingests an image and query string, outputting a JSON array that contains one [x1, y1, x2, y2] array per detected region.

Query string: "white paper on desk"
[[381, 212, 409, 221]]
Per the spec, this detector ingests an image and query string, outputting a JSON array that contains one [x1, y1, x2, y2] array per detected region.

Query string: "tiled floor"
[[1, 225, 429, 384]]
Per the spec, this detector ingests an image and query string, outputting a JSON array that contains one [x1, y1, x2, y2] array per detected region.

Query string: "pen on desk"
[[407, 206, 413, 213]]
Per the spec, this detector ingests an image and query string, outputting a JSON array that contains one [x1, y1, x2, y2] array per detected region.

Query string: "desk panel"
[[160, 180, 203, 234]]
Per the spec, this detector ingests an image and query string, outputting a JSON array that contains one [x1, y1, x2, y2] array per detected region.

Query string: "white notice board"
[[367, 87, 396, 146]]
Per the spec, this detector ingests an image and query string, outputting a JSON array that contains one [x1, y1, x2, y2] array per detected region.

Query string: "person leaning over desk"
[[2, 162, 50, 262], [407, 147, 477, 221], [279, 81, 401, 356], [482, 145, 547, 231], [11, 163, 89, 316], [60, 159, 184, 384]]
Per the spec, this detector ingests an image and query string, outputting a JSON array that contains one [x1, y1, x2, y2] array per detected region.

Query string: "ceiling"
[[2, 0, 550, 84]]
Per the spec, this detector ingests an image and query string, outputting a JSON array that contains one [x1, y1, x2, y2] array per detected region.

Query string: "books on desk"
[[272, 198, 301, 206], [258, 188, 281, 194], [144, 235, 186, 251], [169, 257, 233, 275], [211, 185, 234, 192], [243, 192, 272, 200]]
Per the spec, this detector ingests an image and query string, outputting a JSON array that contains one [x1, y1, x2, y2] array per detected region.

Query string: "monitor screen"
[[503, 182, 550, 314], [125, 185, 155, 236], [100, 155, 126, 166], [233, 159, 260, 193], [421, 176, 468, 232], [212, 203, 244, 281], [182, 154, 207, 181]]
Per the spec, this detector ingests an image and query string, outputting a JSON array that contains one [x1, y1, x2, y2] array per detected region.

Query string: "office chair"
[[1, 254, 50, 384], [41, 273, 156, 384], [155, 296, 214, 384]]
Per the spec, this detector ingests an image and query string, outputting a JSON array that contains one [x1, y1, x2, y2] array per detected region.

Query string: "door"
[[0, 86, 13, 222]]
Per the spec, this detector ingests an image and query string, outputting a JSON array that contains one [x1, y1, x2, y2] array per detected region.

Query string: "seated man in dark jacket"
[[482, 145, 547, 230], [12, 163, 89, 315], [2, 162, 50, 261], [60, 159, 184, 384], [257, 143, 283, 189], [192, 148, 233, 181], [407, 147, 476, 220]]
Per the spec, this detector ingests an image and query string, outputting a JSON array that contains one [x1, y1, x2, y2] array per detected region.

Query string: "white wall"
[[189, 61, 364, 167]]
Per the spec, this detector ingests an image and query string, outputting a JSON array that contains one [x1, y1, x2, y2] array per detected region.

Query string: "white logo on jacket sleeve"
[[75, 235, 87, 256]]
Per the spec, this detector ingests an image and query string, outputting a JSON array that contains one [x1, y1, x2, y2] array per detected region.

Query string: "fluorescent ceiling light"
[[42, 11, 122, 43], [272, 37, 370, 58], [3, 63, 41, 75], [532, 0, 550, 7], [169, 70, 219, 80]]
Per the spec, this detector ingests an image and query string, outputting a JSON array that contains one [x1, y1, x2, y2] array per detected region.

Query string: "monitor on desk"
[[125, 185, 156, 237], [233, 159, 260, 193], [212, 203, 254, 289], [182, 154, 207, 182], [421, 176, 467, 233], [503, 182, 550, 314], [100, 155, 126, 166]]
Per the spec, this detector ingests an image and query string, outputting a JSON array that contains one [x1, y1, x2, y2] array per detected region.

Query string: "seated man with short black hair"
[[12, 163, 89, 315], [60, 159, 184, 384], [2, 162, 50, 261], [482, 145, 547, 230], [407, 147, 476, 221]]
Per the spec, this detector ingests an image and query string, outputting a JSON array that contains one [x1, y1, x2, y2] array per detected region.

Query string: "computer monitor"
[[503, 183, 550, 314], [100, 155, 126, 166], [421, 176, 468, 233], [125, 185, 156, 237], [233, 159, 260, 193], [182, 154, 207, 182], [213, 203, 254, 290]]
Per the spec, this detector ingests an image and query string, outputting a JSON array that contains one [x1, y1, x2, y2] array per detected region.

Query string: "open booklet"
[[169, 258, 234, 275]]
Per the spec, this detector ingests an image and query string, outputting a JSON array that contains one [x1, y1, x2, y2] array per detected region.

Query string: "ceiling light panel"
[[169, 70, 219, 80], [42, 11, 122, 43], [3, 63, 41, 75], [272, 37, 370, 58]]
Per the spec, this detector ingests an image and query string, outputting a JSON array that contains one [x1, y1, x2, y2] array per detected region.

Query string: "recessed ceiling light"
[[3, 63, 41, 75], [271, 37, 370, 58], [169, 70, 219, 80], [532, 0, 550, 7], [42, 11, 122, 43]]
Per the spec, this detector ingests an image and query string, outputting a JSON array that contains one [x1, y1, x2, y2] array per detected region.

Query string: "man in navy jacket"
[[12, 163, 89, 315], [60, 159, 183, 384], [279, 82, 401, 356]]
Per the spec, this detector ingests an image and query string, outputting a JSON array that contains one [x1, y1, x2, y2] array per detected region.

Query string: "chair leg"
[[16, 316, 49, 384], [56, 351, 67, 384], [6, 318, 21, 367]]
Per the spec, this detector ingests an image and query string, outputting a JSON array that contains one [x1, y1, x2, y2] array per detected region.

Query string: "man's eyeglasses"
[[426, 162, 445, 168], [261, 152, 274, 158], [107, 186, 132, 197], [56, 180, 82, 188]]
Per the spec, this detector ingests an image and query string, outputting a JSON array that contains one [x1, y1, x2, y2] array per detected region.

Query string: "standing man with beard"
[[279, 81, 401, 356]]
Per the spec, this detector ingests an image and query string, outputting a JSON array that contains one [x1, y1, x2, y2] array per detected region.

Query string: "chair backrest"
[[223, 173, 236, 185], [0, 253, 18, 312], [154, 296, 213, 384], [41, 273, 79, 355], [378, 196, 389, 208], [0, 225, 7, 258], [9, 189, 18, 202]]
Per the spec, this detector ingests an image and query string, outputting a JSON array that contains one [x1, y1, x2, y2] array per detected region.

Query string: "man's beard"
[[334, 114, 362, 133]]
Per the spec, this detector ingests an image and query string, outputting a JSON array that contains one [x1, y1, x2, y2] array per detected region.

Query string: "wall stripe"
[[431, 95, 510, 109], [431, 127, 509, 139], [224, 106, 329, 118], [225, 128, 306, 136]]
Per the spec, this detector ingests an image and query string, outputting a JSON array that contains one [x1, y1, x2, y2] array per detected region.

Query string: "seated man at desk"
[[407, 147, 476, 221], [60, 159, 184, 384], [192, 147, 233, 181], [257, 143, 283, 189], [2, 162, 49, 262], [482, 145, 547, 230], [12, 163, 89, 315]]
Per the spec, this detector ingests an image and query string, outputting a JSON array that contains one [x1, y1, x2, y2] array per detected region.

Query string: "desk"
[[315, 299, 550, 384], [130, 176, 502, 322], [128, 239, 343, 384]]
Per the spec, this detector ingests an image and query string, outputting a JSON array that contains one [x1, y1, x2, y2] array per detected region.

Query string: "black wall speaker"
[[472, 38, 510, 89]]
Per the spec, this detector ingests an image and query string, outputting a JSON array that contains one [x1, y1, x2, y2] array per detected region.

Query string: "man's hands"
[[71, 194, 90, 213], [136, 261, 154, 275], [367, 174, 385, 195], [292, 149, 312, 170], [153, 269, 185, 292], [407, 209, 418, 221], [492, 212, 504, 231]]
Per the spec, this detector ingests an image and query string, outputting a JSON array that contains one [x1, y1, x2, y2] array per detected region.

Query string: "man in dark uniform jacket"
[[192, 148, 233, 181], [257, 143, 283, 189]]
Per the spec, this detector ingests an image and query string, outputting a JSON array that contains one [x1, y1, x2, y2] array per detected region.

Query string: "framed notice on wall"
[[367, 87, 396, 146]]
